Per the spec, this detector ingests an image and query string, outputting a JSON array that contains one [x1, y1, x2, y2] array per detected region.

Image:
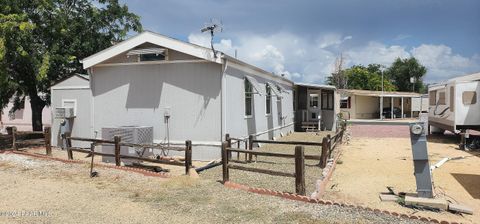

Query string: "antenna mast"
[[200, 19, 223, 58]]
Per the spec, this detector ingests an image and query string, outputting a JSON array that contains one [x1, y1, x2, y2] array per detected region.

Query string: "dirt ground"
[[0, 151, 424, 224], [324, 125, 480, 223]]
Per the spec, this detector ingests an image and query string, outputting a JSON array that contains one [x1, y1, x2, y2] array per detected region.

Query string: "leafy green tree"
[[328, 64, 396, 91], [0, 0, 142, 131], [385, 57, 427, 93]]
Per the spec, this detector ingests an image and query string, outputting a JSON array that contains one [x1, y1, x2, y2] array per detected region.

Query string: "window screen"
[[450, 87, 454, 112], [265, 84, 271, 115], [244, 79, 253, 116], [429, 90, 436, 105], [462, 91, 477, 105], [438, 92, 446, 105]]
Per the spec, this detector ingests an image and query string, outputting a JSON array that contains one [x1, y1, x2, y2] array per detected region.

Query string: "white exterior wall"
[[91, 62, 222, 159], [50, 75, 91, 147], [223, 62, 294, 142]]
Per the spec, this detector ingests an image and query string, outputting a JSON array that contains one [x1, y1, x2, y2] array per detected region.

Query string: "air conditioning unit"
[[55, 107, 75, 119], [101, 126, 153, 165]]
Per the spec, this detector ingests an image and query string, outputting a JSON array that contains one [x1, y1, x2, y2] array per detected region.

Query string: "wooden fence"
[[222, 122, 347, 195], [9, 127, 52, 155], [222, 141, 307, 195], [64, 136, 193, 175]]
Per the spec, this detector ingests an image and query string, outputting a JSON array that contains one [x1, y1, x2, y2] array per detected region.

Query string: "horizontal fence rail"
[[222, 141, 306, 195], [64, 135, 193, 175]]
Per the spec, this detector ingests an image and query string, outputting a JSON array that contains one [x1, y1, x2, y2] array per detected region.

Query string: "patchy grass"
[[201, 132, 333, 195]]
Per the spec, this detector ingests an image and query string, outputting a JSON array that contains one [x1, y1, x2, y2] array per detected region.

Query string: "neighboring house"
[[0, 97, 51, 133], [51, 31, 294, 160], [339, 89, 423, 120], [293, 83, 339, 131]]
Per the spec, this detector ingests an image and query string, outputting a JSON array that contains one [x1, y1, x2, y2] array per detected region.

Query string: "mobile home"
[[51, 31, 294, 160], [428, 72, 480, 133]]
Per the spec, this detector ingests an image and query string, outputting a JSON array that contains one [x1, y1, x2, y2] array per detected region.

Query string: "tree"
[[0, 0, 142, 131], [386, 57, 427, 93], [327, 64, 396, 91]]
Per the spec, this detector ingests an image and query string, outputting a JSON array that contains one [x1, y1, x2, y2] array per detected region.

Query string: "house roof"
[[81, 31, 221, 69], [81, 31, 293, 85], [295, 82, 336, 90], [448, 72, 480, 82], [339, 89, 422, 97], [50, 74, 89, 89]]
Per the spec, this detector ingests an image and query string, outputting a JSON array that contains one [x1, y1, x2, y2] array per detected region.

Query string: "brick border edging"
[[223, 181, 458, 224], [0, 150, 171, 178], [314, 147, 343, 198]]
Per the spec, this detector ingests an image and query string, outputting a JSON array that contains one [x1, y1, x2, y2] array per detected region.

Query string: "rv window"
[[244, 79, 253, 116], [462, 91, 477, 105], [265, 84, 271, 115], [438, 92, 446, 105], [429, 90, 436, 105], [450, 87, 454, 112]]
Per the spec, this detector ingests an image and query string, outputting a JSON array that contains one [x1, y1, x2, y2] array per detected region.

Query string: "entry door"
[[308, 91, 321, 121]]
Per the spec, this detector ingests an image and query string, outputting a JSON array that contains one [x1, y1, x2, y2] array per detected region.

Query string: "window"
[[62, 99, 77, 116], [321, 91, 334, 110], [293, 90, 296, 111], [311, 112, 317, 119], [309, 94, 319, 108], [429, 90, 437, 105], [340, 97, 351, 109], [265, 84, 272, 115], [276, 86, 282, 101], [463, 91, 477, 105], [244, 79, 253, 116], [438, 92, 446, 105], [140, 53, 165, 61], [450, 87, 454, 112]]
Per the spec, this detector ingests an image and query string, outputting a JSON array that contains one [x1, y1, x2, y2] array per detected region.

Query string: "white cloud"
[[188, 32, 480, 84]]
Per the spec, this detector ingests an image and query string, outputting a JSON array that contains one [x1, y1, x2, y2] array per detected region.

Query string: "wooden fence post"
[[221, 141, 229, 183], [225, 134, 232, 159], [66, 132, 73, 160], [295, 145, 306, 196], [319, 137, 329, 168], [236, 140, 241, 160], [44, 127, 52, 156], [248, 135, 254, 162], [326, 134, 332, 158], [185, 140, 192, 175], [12, 127, 17, 150], [114, 135, 121, 166]]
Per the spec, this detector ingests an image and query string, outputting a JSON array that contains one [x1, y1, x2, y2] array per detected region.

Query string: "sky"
[[119, 0, 480, 84]]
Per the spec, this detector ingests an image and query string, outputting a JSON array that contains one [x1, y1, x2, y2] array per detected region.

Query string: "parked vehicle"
[[382, 107, 402, 118]]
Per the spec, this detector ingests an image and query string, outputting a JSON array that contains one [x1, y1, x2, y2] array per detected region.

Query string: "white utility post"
[[401, 97, 404, 118], [380, 72, 384, 120], [391, 97, 394, 119]]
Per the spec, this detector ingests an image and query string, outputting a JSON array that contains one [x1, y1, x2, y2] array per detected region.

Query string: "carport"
[[339, 89, 423, 120]]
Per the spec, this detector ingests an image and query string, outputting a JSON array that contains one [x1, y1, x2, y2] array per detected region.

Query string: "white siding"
[[223, 62, 294, 142]]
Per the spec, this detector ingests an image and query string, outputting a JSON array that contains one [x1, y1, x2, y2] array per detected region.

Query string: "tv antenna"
[[200, 19, 223, 58]]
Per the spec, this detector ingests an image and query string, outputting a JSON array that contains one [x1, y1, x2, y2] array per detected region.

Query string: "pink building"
[[0, 97, 51, 133]]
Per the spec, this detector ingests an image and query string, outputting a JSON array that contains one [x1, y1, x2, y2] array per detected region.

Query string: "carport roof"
[[339, 89, 422, 97]]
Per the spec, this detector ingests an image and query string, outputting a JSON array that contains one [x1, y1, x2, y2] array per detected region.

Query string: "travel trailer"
[[428, 72, 480, 133]]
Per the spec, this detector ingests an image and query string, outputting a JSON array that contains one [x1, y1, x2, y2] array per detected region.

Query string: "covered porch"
[[339, 89, 422, 120]]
